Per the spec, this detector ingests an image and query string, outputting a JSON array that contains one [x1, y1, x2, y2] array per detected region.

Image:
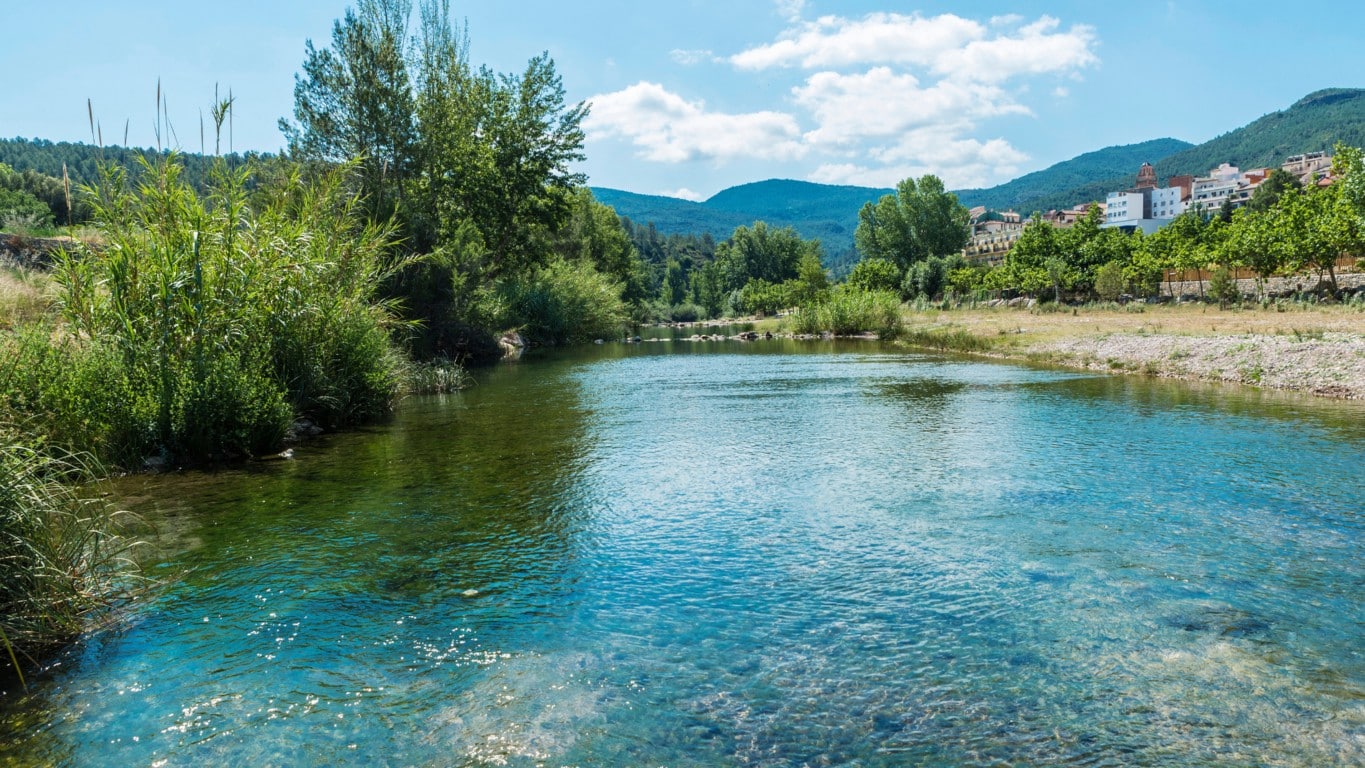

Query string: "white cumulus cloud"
[[730, 12, 1097, 85], [811, 126, 1028, 189], [731, 12, 983, 71], [933, 16, 1098, 83], [792, 67, 1030, 145], [661, 187, 706, 202], [585, 82, 807, 164]]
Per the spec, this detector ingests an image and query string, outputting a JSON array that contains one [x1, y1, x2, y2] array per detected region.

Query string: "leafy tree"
[[714, 222, 810, 292], [846, 257, 901, 293], [280, 0, 417, 223], [1094, 261, 1127, 301], [947, 264, 990, 296], [1001, 217, 1060, 297], [790, 250, 830, 305], [903, 254, 968, 300], [739, 279, 791, 316], [1219, 206, 1282, 297], [420, 49, 587, 277], [1245, 168, 1302, 214], [691, 261, 725, 318], [551, 189, 648, 306], [1161, 209, 1220, 296], [1055, 206, 1138, 296], [855, 175, 969, 272]]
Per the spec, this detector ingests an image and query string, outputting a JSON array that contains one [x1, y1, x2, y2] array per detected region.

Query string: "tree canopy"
[[855, 175, 970, 273]]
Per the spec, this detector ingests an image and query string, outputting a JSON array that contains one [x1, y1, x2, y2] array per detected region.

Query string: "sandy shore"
[[902, 304, 1365, 399]]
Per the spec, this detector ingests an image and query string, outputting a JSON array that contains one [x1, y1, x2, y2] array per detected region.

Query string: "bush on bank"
[[1, 155, 407, 468], [793, 288, 903, 338]]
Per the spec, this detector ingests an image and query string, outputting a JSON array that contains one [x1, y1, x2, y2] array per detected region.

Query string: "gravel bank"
[[1029, 332, 1365, 399]]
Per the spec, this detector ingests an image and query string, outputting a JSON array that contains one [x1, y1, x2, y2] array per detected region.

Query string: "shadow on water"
[[0, 354, 601, 765]]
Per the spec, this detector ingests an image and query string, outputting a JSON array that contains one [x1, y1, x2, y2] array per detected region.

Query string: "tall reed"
[[0, 435, 140, 685], [27, 153, 409, 466]]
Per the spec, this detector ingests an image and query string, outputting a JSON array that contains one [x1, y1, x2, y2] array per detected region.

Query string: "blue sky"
[[2, 1, 1361, 200]]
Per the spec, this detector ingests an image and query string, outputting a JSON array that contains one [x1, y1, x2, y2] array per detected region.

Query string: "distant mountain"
[[592, 181, 893, 274], [1023, 88, 1365, 212], [590, 139, 1189, 267], [953, 138, 1192, 211], [596, 88, 1365, 264]]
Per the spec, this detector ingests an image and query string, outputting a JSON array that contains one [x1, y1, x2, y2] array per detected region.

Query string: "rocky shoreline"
[[1022, 331, 1365, 399]]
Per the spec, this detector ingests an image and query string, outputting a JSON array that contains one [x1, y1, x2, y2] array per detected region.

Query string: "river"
[[2, 337, 1362, 766]]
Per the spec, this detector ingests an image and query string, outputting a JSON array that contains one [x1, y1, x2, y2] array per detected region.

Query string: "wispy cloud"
[[774, 0, 806, 23], [670, 48, 715, 66]]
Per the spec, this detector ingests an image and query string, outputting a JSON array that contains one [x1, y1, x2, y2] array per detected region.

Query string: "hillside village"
[[963, 150, 1338, 265]]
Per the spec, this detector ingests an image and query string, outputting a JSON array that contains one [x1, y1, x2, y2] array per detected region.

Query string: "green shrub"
[[846, 257, 902, 293], [1208, 265, 1240, 309], [668, 302, 702, 323], [793, 288, 903, 337], [0, 188, 54, 231], [1094, 261, 1127, 301], [740, 278, 792, 316], [498, 258, 627, 345], [32, 154, 406, 466]]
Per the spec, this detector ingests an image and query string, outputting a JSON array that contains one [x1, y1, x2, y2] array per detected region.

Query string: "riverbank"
[[898, 303, 1365, 399]]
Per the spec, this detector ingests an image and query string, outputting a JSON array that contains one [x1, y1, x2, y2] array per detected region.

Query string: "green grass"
[[898, 326, 995, 353]]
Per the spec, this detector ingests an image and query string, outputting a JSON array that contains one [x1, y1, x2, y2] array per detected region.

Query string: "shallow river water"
[[1, 338, 1362, 766]]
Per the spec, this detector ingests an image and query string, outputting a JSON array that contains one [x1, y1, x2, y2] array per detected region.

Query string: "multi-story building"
[[1041, 202, 1104, 227], [1105, 191, 1146, 226], [1188, 163, 1242, 212], [963, 207, 1025, 265], [1149, 185, 1186, 220], [1282, 151, 1333, 185], [1103, 163, 1187, 234]]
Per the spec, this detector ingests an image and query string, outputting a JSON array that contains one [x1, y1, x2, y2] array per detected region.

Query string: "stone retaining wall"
[[1158, 270, 1365, 299]]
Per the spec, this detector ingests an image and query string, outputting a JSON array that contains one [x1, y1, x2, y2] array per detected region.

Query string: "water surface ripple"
[[2, 341, 1362, 766]]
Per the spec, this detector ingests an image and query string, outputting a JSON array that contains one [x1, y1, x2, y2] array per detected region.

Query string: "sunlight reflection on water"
[[2, 341, 1362, 766]]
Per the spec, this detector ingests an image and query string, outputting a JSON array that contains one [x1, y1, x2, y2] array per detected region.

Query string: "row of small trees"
[[843, 146, 1365, 304]]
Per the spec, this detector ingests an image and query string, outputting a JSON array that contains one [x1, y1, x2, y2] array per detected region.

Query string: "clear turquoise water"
[[2, 340, 1362, 766]]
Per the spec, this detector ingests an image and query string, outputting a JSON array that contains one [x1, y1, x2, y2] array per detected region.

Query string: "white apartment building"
[[1105, 191, 1145, 226], [1149, 186, 1186, 220]]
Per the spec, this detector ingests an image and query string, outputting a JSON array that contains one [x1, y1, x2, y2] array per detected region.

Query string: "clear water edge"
[[0, 337, 1361, 766]]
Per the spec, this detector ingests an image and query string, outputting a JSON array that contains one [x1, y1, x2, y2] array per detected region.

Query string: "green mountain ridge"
[[953, 138, 1193, 211], [1023, 88, 1365, 212], [593, 88, 1365, 263]]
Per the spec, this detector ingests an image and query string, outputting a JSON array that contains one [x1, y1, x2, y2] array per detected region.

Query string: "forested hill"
[[1022, 88, 1365, 212], [953, 138, 1192, 211], [589, 140, 1190, 266], [0, 137, 267, 188], [593, 181, 894, 274]]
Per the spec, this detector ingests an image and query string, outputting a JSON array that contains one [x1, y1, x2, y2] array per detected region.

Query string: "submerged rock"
[[1162, 604, 1271, 638]]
